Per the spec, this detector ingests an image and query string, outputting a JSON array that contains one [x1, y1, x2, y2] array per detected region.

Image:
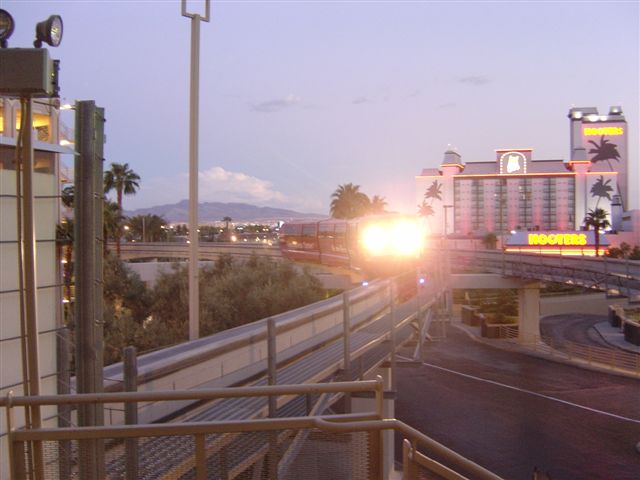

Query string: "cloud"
[[128, 166, 290, 208], [352, 96, 369, 105], [458, 75, 490, 86], [251, 94, 301, 113], [438, 102, 457, 109]]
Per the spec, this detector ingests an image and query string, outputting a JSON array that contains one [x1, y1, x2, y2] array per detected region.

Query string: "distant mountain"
[[124, 200, 326, 224]]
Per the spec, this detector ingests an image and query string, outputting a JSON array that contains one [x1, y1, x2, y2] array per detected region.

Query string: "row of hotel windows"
[[453, 177, 575, 234]]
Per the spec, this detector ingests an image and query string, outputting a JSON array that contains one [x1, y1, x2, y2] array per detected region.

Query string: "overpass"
[[5, 244, 638, 479]]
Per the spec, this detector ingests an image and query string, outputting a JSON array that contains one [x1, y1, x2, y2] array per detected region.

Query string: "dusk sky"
[[5, 1, 639, 215]]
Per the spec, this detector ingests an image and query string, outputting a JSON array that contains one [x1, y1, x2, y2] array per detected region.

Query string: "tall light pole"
[[182, 0, 210, 340]]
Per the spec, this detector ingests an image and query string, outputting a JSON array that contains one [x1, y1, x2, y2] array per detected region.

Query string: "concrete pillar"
[[518, 282, 541, 344]]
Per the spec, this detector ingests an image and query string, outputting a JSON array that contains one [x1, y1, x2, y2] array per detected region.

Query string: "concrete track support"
[[518, 282, 541, 344]]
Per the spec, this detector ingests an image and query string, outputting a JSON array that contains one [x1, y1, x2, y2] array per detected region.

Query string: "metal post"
[[266, 317, 278, 479], [389, 280, 397, 392], [19, 95, 45, 480], [124, 347, 139, 480], [182, 0, 210, 341], [342, 291, 352, 412], [57, 328, 71, 480], [74, 100, 105, 479]]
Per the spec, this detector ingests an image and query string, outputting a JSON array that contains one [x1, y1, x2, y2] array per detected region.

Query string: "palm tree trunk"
[[116, 188, 123, 257]]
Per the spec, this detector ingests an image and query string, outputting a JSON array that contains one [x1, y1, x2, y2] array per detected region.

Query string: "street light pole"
[[182, 0, 210, 341]]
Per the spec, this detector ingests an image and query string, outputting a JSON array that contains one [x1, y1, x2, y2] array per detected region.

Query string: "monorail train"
[[279, 214, 424, 275]]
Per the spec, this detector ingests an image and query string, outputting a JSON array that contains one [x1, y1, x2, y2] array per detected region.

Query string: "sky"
[[4, 0, 639, 215]]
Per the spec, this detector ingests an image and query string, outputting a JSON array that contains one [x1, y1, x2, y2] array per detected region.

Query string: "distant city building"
[[416, 106, 634, 242]]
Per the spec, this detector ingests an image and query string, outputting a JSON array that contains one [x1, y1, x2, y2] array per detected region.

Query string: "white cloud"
[[251, 94, 301, 113], [125, 166, 292, 209]]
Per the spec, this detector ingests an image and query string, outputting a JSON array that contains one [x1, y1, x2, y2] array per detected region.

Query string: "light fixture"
[[34, 15, 63, 48], [0, 9, 15, 48]]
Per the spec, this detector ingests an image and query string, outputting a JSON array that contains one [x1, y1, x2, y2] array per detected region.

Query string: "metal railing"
[[495, 326, 640, 376], [2, 379, 503, 480]]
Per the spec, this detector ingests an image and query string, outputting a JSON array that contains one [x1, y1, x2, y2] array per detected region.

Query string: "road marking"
[[396, 355, 640, 425]]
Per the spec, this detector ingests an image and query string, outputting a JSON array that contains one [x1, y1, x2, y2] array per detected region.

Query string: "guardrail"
[[118, 242, 280, 261], [98, 277, 399, 425], [452, 249, 640, 298], [495, 326, 640, 376], [2, 379, 503, 480]]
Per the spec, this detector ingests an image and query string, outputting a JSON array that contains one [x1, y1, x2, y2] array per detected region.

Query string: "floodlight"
[[0, 9, 15, 48], [34, 15, 63, 48]]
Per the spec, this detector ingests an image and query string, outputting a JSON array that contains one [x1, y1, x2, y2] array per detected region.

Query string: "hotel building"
[[416, 106, 632, 242]]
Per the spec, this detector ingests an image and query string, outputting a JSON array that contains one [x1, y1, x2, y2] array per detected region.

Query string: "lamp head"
[[34, 14, 63, 48], [0, 9, 15, 48]]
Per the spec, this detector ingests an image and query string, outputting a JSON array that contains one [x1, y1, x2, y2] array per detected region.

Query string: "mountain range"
[[124, 200, 326, 224]]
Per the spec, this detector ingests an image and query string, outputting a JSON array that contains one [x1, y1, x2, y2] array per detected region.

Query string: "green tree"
[[103, 200, 125, 256], [104, 163, 140, 255], [128, 214, 168, 242], [330, 183, 370, 219], [369, 195, 387, 214], [584, 208, 610, 257], [481, 232, 498, 250]]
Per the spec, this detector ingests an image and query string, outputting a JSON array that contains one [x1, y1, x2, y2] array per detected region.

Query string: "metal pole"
[[267, 318, 278, 479], [183, 1, 210, 340], [389, 280, 397, 392], [124, 347, 139, 480], [20, 95, 45, 480], [57, 328, 71, 480], [342, 292, 352, 413]]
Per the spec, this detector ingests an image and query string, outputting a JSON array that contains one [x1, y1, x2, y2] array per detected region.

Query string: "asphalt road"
[[540, 314, 612, 349], [394, 325, 640, 480]]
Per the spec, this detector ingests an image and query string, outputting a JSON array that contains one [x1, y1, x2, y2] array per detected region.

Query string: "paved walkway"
[[593, 321, 640, 354]]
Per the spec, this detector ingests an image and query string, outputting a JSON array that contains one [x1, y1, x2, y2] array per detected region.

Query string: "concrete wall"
[[540, 293, 629, 317]]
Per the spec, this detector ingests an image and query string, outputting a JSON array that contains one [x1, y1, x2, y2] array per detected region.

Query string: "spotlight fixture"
[[34, 14, 63, 48], [0, 9, 15, 48]]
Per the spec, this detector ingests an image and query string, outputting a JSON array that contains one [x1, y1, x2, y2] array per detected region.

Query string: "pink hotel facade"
[[416, 106, 635, 242]]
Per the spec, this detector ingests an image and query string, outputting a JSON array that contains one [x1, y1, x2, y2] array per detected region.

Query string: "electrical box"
[[0, 48, 59, 98]]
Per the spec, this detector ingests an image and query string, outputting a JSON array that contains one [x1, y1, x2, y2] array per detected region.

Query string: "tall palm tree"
[[330, 183, 370, 219], [104, 163, 140, 256], [369, 195, 387, 214], [584, 208, 610, 257], [104, 200, 125, 256]]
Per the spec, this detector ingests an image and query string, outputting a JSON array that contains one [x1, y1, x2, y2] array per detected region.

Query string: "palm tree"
[[369, 195, 387, 214], [330, 183, 370, 219], [418, 201, 434, 219], [590, 176, 613, 208], [104, 200, 125, 256], [587, 136, 621, 171], [104, 163, 140, 256], [584, 208, 610, 257], [424, 180, 443, 203]]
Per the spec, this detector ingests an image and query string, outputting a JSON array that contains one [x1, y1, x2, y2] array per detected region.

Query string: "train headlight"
[[391, 220, 422, 256], [362, 224, 388, 256]]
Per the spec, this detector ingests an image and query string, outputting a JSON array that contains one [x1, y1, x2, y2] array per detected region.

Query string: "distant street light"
[[182, 0, 210, 341]]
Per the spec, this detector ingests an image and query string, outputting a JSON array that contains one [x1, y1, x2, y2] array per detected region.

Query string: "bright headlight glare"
[[362, 225, 388, 255], [391, 221, 422, 256]]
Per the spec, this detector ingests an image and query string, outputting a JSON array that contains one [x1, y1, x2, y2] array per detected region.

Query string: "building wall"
[[0, 97, 62, 478]]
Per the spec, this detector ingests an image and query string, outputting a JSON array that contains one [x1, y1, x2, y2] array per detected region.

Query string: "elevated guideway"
[[451, 249, 640, 299], [118, 241, 280, 262]]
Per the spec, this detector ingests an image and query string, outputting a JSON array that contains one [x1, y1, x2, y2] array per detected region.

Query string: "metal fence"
[[2, 379, 503, 480], [496, 326, 640, 376]]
